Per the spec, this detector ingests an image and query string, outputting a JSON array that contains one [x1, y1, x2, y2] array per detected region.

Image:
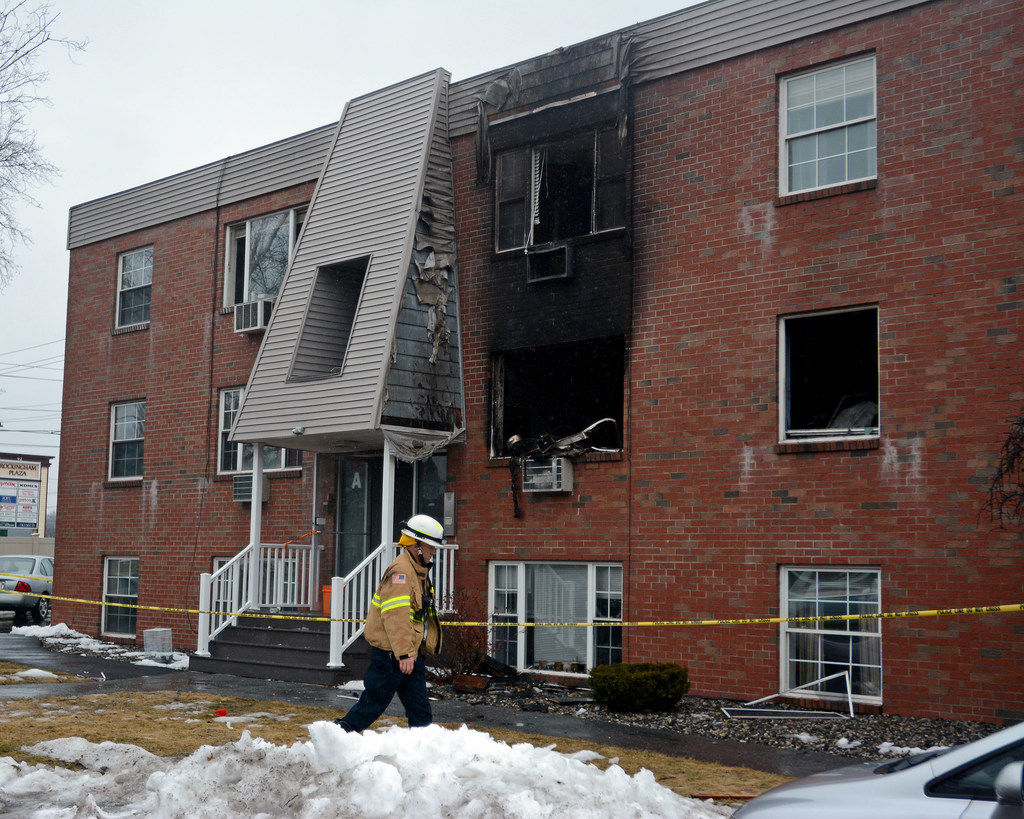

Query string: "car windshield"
[[0, 557, 36, 575], [874, 748, 949, 774]]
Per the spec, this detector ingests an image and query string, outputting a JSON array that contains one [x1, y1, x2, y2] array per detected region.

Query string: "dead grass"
[[0, 662, 81, 685], [0, 691, 790, 800]]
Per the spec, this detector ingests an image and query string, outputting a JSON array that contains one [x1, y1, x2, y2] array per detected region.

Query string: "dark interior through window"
[[786, 308, 878, 436], [495, 337, 624, 455]]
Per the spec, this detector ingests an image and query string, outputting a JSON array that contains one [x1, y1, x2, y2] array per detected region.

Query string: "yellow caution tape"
[[2, 578, 1021, 628]]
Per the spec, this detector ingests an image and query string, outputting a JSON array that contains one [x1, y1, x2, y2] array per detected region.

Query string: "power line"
[[0, 373, 63, 382], [0, 354, 65, 373], [0, 428, 61, 435], [0, 338, 64, 358], [0, 403, 62, 410]]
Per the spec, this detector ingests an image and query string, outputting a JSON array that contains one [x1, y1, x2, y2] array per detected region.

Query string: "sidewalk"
[[0, 633, 849, 778]]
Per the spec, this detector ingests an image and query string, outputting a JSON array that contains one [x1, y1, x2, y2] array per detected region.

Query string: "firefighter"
[[335, 513, 444, 732]]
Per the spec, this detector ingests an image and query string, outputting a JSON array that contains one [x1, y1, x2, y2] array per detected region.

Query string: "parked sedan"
[[735, 719, 1024, 818], [0, 554, 53, 625]]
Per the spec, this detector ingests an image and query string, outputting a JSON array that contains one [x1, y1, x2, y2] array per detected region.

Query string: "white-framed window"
[[495, 127, 626, 251], [109, 400, 145, 480], [115, 247, 153, 328], [224, 206, 306, 307], [781, 566, 882, 702], [778, 306, 879, 442], [779, 55, 877, 195], [102, 556, 139, 637], [488, 562, 623, 673], [218, 387, 301, 474]]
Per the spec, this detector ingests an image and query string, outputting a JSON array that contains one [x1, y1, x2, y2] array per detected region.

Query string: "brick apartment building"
[[57, 0, 1022, 722]]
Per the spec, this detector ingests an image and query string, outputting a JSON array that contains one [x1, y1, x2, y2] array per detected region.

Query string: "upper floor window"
[[116, 247, 153, 328], [218, 387, 301, 474], [109, 400, 145, 480], [779, 306, 879, 442], [780, 56, 876, 195], [224, 207, 306, 307], [496, 128, 626, 251]]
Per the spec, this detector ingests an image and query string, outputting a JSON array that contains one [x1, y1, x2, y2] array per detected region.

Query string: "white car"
[[0, 554, 53, 625], [735, 720, 1024, 818]]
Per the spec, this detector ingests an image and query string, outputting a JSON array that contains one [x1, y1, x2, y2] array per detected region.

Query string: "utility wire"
[[0, 338, 64, 358], [0, 373, 63, 382], [0, 428, 61, 435]]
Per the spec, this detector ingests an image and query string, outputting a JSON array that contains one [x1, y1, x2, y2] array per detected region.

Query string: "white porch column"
[[196, 572, 212, 656], [381, 438, 396, 557], [248, 443, 264, 609]]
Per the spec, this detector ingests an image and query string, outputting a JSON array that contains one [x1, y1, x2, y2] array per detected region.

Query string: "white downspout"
[[381, 438, 396, 560], [247, 443, 264, 609]]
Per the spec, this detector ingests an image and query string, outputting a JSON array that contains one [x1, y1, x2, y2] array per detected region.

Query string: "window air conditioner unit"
[[233, 298, 274, 334], [526, 243, 573, 282], [232, 474, 269, 503], [522, 457, 574, 493]]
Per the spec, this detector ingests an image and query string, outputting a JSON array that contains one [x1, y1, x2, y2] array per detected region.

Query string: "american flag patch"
[[392, 573, 406, 585]]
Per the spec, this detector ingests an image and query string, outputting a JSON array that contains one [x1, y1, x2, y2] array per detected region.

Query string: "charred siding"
[[383, 78, 465, 431]]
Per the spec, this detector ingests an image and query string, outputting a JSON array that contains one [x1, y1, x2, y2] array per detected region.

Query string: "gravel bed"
[[433, 679, 1002, 762]]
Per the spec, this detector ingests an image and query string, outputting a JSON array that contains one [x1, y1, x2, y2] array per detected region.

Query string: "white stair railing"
[[327, 541, 459, 667], [196, 540, 320, 657], [197, 542, 254, 656]]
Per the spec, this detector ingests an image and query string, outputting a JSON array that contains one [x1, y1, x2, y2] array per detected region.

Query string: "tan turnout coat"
[[364, 548, 441, 660]]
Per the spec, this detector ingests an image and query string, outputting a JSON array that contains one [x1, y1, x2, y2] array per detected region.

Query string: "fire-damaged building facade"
[[57, 0, 1022, 723]]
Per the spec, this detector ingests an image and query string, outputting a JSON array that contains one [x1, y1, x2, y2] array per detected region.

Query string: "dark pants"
[[337, 646, 431, 732]]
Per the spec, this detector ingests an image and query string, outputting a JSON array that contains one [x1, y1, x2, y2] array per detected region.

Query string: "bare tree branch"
[[985, 412, 1024, 527], [0, 0, 84, 289]]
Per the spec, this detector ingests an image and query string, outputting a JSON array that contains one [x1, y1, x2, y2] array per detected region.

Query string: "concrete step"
[[189, 653, 359, 686]]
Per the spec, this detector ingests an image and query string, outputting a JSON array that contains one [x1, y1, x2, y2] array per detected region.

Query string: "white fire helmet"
[[401, 513, 445, 549]]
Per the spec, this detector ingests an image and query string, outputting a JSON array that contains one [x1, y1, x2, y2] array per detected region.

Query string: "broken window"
[[491, 337, 624, 457], [224, 206, 306, 306], [495, 127, 626, 252], [781, 566, 881, 700], [780, 307, 878, 440]]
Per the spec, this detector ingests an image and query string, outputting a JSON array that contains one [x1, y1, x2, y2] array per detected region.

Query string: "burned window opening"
[[782, 307, 879, 439], [496, 127, 626, 253], [492, 337, 624, 458]]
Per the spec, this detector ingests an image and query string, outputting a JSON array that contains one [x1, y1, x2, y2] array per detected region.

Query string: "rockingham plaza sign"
[[0, 459, 45, 536]]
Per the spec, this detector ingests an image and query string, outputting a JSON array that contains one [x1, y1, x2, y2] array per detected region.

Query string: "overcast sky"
[[0, 0, 698, 511]]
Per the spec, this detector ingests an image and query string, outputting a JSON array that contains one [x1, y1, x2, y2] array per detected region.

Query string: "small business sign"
[[0, 460, 41, 480], [0, 461, 45, 534]]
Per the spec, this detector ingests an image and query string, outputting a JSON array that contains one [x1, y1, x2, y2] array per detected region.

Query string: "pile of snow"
[[834, 737, 862, 750], [1, 723, 732, 818], [12, 623, 190, 671], [876, 741, 948, 757], [792, 732, 819, 744], [0, 668, 60, 683]]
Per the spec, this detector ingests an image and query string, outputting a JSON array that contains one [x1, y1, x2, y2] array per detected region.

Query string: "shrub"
[[589, 663, 689, 712]]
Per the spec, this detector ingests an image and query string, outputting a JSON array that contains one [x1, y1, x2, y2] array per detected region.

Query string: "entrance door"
[[336, 457, 381, 578], [335, 453, 447, 577]]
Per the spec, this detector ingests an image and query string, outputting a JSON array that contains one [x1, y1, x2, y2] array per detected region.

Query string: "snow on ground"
[[0, 723, 732, 818], [877, 741, 948, 756], [12, 624, 190, 670], [0, 668, 61, 683]]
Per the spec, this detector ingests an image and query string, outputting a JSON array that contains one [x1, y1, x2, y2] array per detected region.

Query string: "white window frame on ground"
[[487, 562, 623, 674], [779, 55, 877, 196], [778, 305, 879, 443], [102, 556, 139, 638], [115, 246, 153, 328], [223, 206, 306, 308], [217, 387, 300, 474], [108, 400, 145, 480], [780, 566, 882, 704]]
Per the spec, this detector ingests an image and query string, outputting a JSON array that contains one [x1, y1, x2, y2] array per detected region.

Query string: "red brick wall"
[[450, 0, 1023, 722], [54, 182, 337, 644]]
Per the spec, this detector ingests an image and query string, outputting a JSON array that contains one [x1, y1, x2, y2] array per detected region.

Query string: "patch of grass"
[[0, 692, 789, 800], [0, 662, 82, 685]]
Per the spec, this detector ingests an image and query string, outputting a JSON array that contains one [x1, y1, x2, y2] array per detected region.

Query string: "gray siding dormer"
[[231, 69, 456, 454]]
